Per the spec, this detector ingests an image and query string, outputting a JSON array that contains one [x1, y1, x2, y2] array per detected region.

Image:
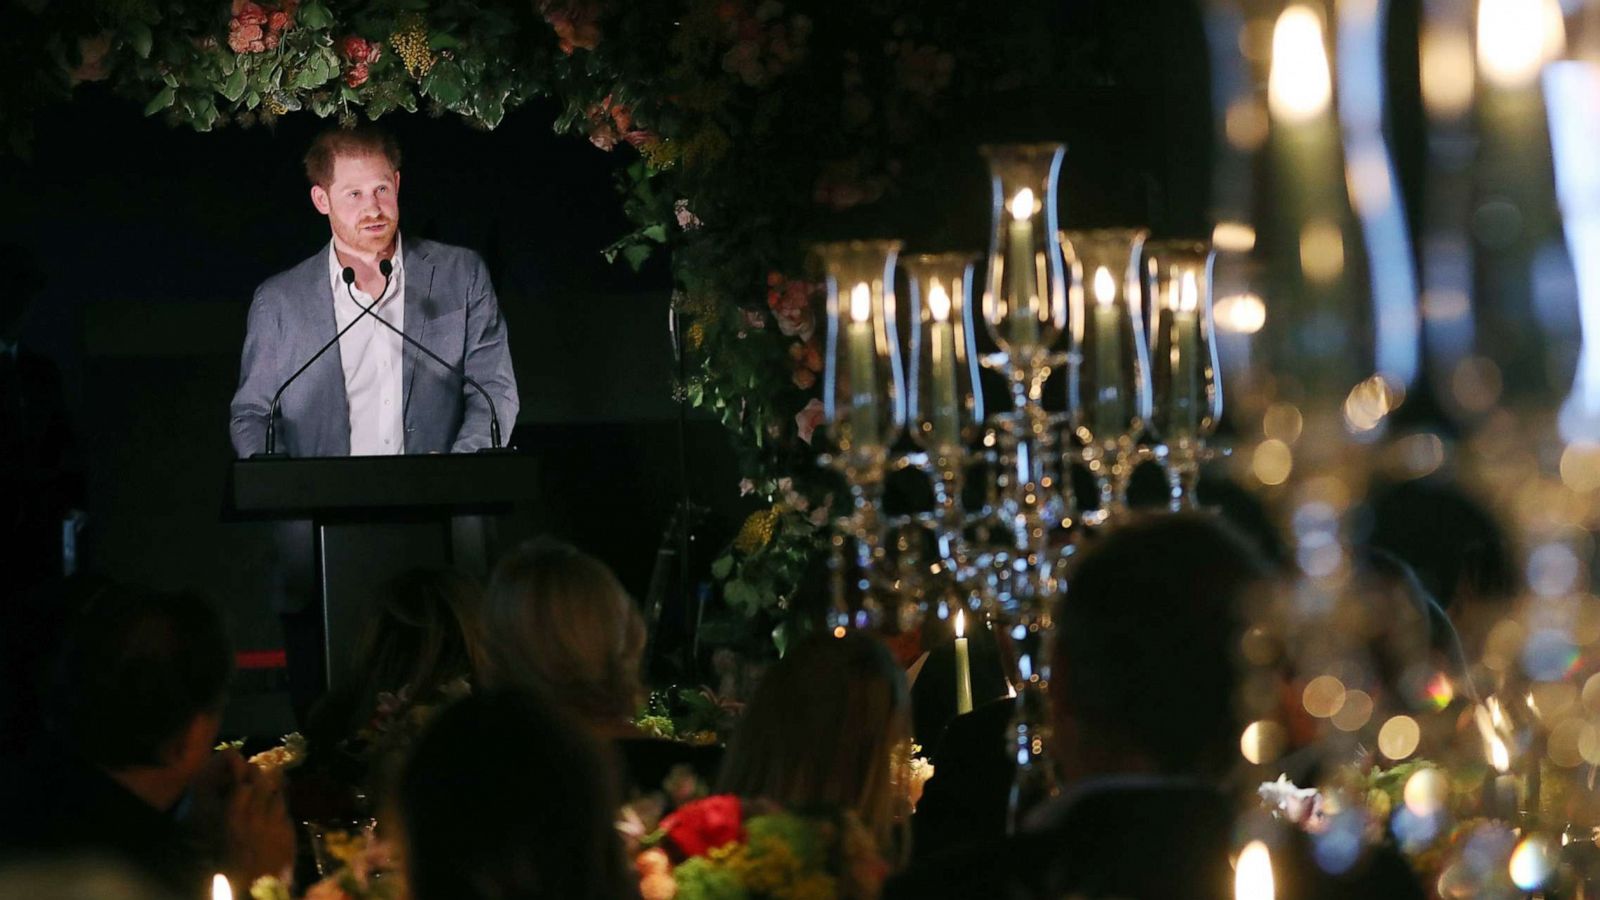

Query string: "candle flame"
[[1235, 841, 1274, 900], [212, 874, 233, 900], [1177, 271, 1200, 313], [1268, 6, 1332, 123], [955, 608, 966, 638], [1487, 732, 1512, 773], [1093, 266, 1117, 307], [1478, 0, 1563, 88], [850, 282, 871, 323], [927, 280, 952, 322], [1009, 188, 1035, 222]]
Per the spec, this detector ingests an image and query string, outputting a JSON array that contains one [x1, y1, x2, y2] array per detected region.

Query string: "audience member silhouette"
[[397, 689, 637, 900], [718, 630, 912, 863], [480, 537, 718, 793], [888, 513, 1424, 899], [0, 584, 294, 896]]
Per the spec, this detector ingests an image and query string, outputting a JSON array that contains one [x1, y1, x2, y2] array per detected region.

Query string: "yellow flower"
[[389, 13, 436, 79], [733, 506, 781, 555], [686, 321, 706, 352]]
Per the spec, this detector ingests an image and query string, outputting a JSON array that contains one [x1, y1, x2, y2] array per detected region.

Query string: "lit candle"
[[1267, 6, 1340, 254], [1169, 271, 1202, 442], [1092, 266, 1124, 443], [1006, 188, 1040, 351], [846, 282, 881, 450], [954, 609, 973, 715], [925, 279, 962, 450], [212, 874, 233, 900], [1235, 841, 1274, 900]]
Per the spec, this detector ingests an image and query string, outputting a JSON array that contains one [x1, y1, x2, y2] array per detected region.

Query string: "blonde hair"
[[479, 539, 645, 728], [717, 631, 911, 858]]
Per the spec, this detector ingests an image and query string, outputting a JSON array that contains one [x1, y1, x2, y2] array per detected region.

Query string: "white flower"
[[1258, 774, 1325, 830]]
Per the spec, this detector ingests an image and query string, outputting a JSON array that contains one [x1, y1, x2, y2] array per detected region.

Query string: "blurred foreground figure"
[[889, 513, 1423, 899], [0, 586, 293, 896]]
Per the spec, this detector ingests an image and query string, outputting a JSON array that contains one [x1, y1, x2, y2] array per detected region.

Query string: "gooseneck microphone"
[[257, 264, 391, 457], [362, 257, 505, 450]]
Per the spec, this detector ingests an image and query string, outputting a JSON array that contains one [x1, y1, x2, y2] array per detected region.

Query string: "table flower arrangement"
[[630, 794, 887, 900]]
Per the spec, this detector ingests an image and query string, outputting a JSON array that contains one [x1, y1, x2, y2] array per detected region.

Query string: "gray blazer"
[[229, 237, 519, 457]]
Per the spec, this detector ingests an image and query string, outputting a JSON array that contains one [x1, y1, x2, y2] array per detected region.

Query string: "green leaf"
[[421, 60, 467, 108], [710, 555, 734, 580], [642, 223, 668, 243], [127, 22, 153, 59], [622, 243, 653, 271], [724, 580, 761, 615], [298, 1, 334, 30], [429, 33, 461, 50], [221, 65, 248, 102], [143, 86, 176, 116]]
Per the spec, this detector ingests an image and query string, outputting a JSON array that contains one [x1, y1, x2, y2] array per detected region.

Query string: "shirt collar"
[[326, 234, 404, 301]]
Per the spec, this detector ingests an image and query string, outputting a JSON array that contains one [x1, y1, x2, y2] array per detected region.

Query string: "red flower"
[[660, 795, 744, 859], [232, 0, 269, 27], [267, 10, 290, 33], [344, 62, 370, 88], [768, 278, 816, 342], [339, 35, 376, 63], [540, 0, 604, 54], [789, 340, 822, 390]]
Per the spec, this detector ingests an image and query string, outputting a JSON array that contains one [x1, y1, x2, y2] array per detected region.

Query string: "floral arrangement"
[[215, 731, 308, 771], [4, 0, 1100, 649], [636, 684, 745, 746], [249, 832, 401, 900], [628, 795, 887, 900]]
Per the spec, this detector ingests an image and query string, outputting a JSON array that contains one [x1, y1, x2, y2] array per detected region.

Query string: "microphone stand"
[[257, 265, 391, 458]]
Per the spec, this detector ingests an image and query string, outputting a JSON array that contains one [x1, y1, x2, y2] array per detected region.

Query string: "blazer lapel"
[[402, 236, 435, 419], [298, 244, 351, 456]]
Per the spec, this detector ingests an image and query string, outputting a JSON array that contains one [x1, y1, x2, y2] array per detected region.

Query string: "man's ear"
[[310, 184, 331, 215]]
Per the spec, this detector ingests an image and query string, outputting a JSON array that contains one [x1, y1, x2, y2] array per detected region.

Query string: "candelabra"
[[815, 143, 1227, 825]]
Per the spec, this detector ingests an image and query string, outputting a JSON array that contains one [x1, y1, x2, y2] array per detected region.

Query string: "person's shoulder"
[[254, 248, 327, 302], [410, 238, 484, 268]]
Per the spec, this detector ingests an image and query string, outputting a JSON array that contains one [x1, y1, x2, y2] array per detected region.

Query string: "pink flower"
[[540, 0, 604, 54], [68, 32, 113, 85], [227, 23, 267, 53], [738, 478, 755, 496], [795, 398, 825, 445], [268, 10, 290, 33], [264, 31, 280, 50], [789, 340, 822, 390], [767, 278, 815, 341], [588, 124, 619, 151], [675, 199, 703, 230], [741, 309, 766, 331], [344, 62, 370, 88]]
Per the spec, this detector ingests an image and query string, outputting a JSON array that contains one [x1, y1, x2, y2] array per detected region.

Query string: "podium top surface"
[[228, 452, 539, 519]]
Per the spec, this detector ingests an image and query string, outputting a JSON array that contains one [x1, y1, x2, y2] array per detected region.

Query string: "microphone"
[[257, 263, 391, 457], [365, 257, 505, 450]]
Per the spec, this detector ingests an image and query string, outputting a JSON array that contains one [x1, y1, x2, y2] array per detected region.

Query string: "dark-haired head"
[[1052, 513, 1271, 781], [397, 689, 634, 900], [718, 630, 910, 854], [47, 585, 232, 771]]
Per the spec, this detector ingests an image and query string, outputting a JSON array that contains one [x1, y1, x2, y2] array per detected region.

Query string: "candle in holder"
[[1092, 266, 1123, 443], [846, 282, 882, 450], [925, 279, 962, 450], [1169, 271, 1202, 441], [1007, 188, 1041, 351], [954, 609, 973, 714], [212, 874, 233, 900]]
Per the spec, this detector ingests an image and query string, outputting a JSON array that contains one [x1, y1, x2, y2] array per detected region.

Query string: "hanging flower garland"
[[6, 0, 1088, 648]]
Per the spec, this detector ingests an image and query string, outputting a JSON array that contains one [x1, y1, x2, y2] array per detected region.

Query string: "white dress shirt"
[[327, 239, 405, 455]]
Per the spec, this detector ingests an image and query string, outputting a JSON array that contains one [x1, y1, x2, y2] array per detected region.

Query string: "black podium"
[[228, 454, 539, 688]]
